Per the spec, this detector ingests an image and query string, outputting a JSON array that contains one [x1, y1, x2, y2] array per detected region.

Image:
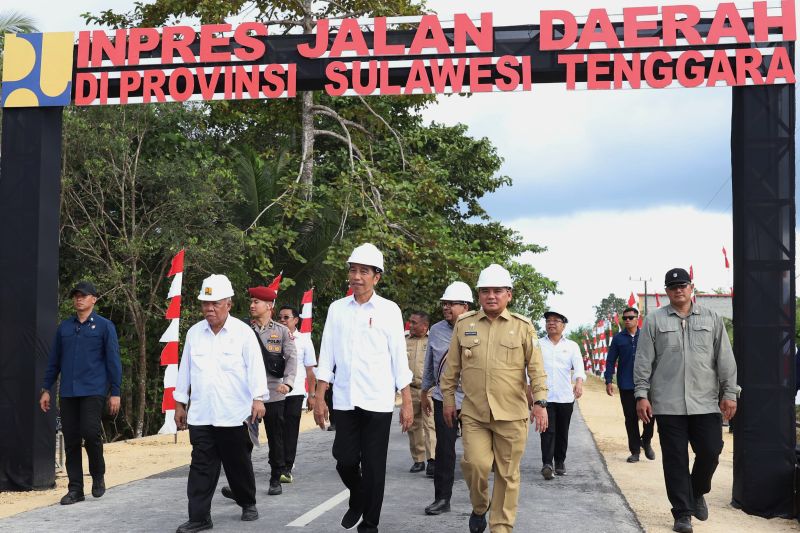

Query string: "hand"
[[313, 396, 329, 430], [399, 400, 413, 432], [40, 390, 51, 413], [307, 396, 317, 412], [420, 391, 432, 417], [531, 404, 548, 432], [175, 404, 188, 431], [277, 384, 290, 395], [107, 396, 121, 416], [605, 383, 614, 396], [573, 380, 584, 399], [251, 400, 265, 423], [720, 399, 737, 421], [636, 398, 653, 424], [443, 405, 458, 428]]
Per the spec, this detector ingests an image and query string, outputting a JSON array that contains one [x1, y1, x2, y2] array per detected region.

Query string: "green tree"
[[594, 293, 628, 326], [0, 11, 37, 53]]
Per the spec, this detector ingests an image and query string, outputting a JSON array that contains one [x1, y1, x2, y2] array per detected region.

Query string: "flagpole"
[[630, 276, 653, 316]]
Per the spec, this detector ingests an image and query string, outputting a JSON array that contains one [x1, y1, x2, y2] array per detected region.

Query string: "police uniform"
[[440, 308, 548, 533], [406, 332, 436, 465]]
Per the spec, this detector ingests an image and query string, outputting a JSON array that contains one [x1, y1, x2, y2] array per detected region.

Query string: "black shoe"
[[241, 505, 258, 521], [424, 499, 450, 515], [626, 454, 640, 463], [221, 486, 234, 500], [327, 424, 337, 432], [643, 443, 656, 460], [176, 517, 213, 533], [468, 511, 487, 533], [409, 461, 425, 473], [91, 478, 105, 498], [672, 515, 693, 533], [268, 479, 282, 495], [693, 495, 709, 521], [554, 462, 566, 476], [541, 464, 554, 480], [60, 491, 85, 505], [425, 459, 435, 478], [341, 507, 362, 530]]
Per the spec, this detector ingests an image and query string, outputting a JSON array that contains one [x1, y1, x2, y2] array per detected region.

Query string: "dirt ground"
[[2, 384, 799, 532], [578, 376, 799, 532], [0, 410, 319, 519]]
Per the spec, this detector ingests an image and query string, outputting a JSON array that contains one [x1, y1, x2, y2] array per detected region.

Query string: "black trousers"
[[332, 408, 393, 533], [540, 401, 574, 466], [264, 400, 286, 480], [620, 389, 655, 454], [187, 424, 256, 521], [656, 414, 724, 519], [60, 395, 106, 493], [432, 399, 458, 501], [325, 386, 336, 427], [282, 395, 304, 471]]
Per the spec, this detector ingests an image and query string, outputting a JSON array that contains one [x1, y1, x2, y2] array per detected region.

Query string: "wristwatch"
[[534, 400, 548, 408]]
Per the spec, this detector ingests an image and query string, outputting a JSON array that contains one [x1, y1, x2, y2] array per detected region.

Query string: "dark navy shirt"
[[604, 328, 639, 391], [43, 311, 122, 397]]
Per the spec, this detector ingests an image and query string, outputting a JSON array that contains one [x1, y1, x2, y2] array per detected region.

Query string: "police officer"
[[406, 311, 435, 475], [440, 264, 549, 533]]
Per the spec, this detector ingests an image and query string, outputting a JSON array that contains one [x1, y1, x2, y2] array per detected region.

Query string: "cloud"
[[508, 205, 740, 329]]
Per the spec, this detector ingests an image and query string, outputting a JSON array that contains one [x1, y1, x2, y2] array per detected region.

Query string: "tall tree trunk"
[[134, 316, 147, 438], [299, 2, 315, 201]]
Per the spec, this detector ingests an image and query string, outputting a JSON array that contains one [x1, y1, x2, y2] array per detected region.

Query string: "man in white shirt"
[[313, 243, 414, 533], [278, 304, 317, 483], [538, 310, 586, 480], [173, 275, 268, 533]]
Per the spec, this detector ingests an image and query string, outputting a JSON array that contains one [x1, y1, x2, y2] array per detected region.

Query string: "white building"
[[638, 293, 732, 319]]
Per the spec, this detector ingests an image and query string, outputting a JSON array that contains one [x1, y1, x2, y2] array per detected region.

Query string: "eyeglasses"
[[441, 302, 467, 308], [622, 316, 637, 320], [667, 283, 690, 291], [545, 319, 563, 324], [278, 315, 294, 320]]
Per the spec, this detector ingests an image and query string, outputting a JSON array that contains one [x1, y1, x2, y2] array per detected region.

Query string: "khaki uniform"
[[440, 309, 547, 533], [406, 334, 436, 462]]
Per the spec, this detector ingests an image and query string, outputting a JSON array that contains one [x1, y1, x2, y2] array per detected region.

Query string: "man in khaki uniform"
[[406, 311, 436, 475], [440, 264, 549, 533]]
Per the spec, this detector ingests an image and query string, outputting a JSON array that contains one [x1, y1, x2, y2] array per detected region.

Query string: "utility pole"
[[630, 276, 653, 316]]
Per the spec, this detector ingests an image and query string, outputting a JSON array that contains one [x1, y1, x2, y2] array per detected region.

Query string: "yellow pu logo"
[[1, 32, 74, 108]]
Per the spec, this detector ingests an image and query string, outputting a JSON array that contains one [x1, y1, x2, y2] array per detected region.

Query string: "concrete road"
[[0, 404, 641, 532]]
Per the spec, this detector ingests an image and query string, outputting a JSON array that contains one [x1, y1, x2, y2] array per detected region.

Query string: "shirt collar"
[[545, 335, 566, 346], [347, 291, 379, 308], [476, 307, 512, 322], [73, 311, 97, 324], [666, 303, 699, 316], [203, 315, 232, 333]]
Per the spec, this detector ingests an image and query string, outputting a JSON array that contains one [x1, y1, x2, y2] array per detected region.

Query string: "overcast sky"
[[3, 0, 797, 327]]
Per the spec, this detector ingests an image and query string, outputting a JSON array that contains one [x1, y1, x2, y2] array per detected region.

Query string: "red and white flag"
[[299, 288, 313, 335], [268, 272, 283, 293], [723, 247, 730, 269], [628, 292, 637, 308], [655, 293, 662, 308], [159, 249, 184, 434]]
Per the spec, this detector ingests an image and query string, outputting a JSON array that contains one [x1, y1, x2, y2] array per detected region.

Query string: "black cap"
[[664, 268, 691, 287], [69, 281, 98, 297], [544, 310, 568, 324]]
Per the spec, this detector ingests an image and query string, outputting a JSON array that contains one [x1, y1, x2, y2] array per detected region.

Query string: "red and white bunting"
[[299, 288, 313, 335], [268, 272, 283, 293], [628, 291, 637, 309], [158, 249, 183, 434], [655, 293, 662, 308]]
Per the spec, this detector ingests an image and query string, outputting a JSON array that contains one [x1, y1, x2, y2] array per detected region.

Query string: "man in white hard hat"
[[313, 243, 414, 533], [173, 275, 269, 533], [419, 281, 473, 516], [440, 264, 549, 533]]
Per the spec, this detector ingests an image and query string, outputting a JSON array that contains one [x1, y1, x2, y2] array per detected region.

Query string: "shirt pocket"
[[497, 336, 525, 369], [690, 323, 714, 361], [655, 324, 681, 355], [460, 336, 485, 369]]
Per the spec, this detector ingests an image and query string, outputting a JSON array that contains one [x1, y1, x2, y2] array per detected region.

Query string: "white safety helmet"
[[197, 274, 235, 301], [440, 281, 474, 303], [347, 243, 384, 273], [476, 264, 513, 288]]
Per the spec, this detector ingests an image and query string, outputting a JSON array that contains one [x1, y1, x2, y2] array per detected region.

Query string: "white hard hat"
[[476, 264, 513, 288], [347, 243, 384, 272], [440, 281, 474, 303], [198, 274, 235, 301]]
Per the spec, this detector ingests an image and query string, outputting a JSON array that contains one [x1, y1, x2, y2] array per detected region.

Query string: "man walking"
[[420, 281, 472, 516], [635, 268, 739, 533], [247, 286, 297, 496], [538, 310, 586, 479], [278, 304, 317, 482], [173, 275, 268, 533], [313, 243, 413, 533], [406, 311, 436, 475], [440, 264, 548, 533], [605, 306, 655, 463], [40, 281, 122, 505]]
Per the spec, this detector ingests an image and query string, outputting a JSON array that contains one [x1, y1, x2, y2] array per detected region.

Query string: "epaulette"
[[510, 312, 532, 324], [456, 310, 478, 322]]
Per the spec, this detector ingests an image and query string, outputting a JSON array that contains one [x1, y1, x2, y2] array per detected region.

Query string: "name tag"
[[465, 331, 477, 336]]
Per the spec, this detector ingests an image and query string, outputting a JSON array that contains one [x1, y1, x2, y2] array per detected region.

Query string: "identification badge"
[[465, 331, 477, 336]]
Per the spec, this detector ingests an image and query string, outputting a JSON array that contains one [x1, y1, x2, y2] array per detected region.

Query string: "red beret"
[[248, 286, 277, 301]]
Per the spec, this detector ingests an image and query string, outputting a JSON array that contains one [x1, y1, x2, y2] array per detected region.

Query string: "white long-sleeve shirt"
[[174, 315, 269, 427], [540, 336, 586, 403], [316, 292, 413, 412], [287, 332, 317, 397]]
